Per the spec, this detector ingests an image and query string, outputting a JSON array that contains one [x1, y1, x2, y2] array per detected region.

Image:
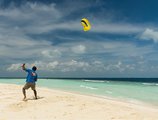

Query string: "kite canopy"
[[81, 18, 91, 31]]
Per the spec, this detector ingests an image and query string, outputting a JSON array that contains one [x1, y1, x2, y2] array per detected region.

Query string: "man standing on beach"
[[22, 63, 38, 100]]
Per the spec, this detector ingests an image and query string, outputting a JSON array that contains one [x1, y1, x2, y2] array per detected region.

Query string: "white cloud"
[[7, 63, 22, 71], [105, 61, 123, 72], [0, 3, 58, 60], [91, 23, 144, 35], [81, 40, 154, 58], [7, 61, 60, 71], [41, 49, 62, 58], [0, 3, 61, 21], [7, 60, 90, 72], [0, 1, 146, 35], [139, 28, 158, 43], [0, 1, 148, 38], [0, 36, 53, 59], [2, 1, 158, 77], [33, 61, 59, 70], [6, 59, 136, 73], [5, 37, 155, 75], [60, 60, 89, 72], [71, 45, 86, 54]]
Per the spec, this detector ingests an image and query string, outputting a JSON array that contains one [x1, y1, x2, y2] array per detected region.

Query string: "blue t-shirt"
[[25, 69, 38, 83]]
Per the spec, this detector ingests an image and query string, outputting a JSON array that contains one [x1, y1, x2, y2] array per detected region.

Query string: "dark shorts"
[[23, 83, 36, 90]]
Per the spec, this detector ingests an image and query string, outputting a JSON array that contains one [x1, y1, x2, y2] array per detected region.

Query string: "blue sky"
[[1, 0, 158, 77]]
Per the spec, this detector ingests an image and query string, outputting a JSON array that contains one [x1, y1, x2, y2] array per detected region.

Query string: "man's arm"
[[22, 63, 26, 70]]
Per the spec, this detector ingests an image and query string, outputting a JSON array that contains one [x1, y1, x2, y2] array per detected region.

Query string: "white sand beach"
[[0, 83, 158, 120]]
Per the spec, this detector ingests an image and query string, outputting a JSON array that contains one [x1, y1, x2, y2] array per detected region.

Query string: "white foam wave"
[[105, 91, 112, 94], [128, 99, 146, 105], [142, 83, 158, 86], [80, 85, 98, 90], [84, 80, 106, 83]]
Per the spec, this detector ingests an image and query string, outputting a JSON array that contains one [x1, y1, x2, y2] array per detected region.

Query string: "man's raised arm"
[[22, 63, 26, 70]]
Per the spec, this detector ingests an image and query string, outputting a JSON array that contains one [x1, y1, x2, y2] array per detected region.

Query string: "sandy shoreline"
[[0, 83, 158, 120]]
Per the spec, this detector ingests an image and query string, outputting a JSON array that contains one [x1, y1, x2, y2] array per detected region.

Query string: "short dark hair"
[[32, 66, 37, 71]]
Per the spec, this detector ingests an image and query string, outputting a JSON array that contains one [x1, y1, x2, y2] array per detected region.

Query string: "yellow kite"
[[81, 18, 91, 31]]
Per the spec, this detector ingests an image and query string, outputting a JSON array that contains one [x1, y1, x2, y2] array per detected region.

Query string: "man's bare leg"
[[22, 88, 26, 100], [33, 90, 37, 99]]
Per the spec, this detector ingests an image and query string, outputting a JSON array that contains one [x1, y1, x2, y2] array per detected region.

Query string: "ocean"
[[0, 78, 158, 106]]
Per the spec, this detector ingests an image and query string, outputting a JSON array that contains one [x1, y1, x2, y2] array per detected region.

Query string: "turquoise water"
[[0, 78, 158, 106]]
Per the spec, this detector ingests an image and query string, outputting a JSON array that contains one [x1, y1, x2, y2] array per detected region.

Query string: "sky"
[[1, 0, 158, 78]]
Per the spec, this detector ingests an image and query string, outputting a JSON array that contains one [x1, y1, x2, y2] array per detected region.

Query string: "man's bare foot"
[[23, 97, 27, 101], [35, 97, 38, 100]]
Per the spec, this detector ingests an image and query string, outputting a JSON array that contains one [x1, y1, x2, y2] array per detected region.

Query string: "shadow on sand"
[[24, 96, 44, 101]]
